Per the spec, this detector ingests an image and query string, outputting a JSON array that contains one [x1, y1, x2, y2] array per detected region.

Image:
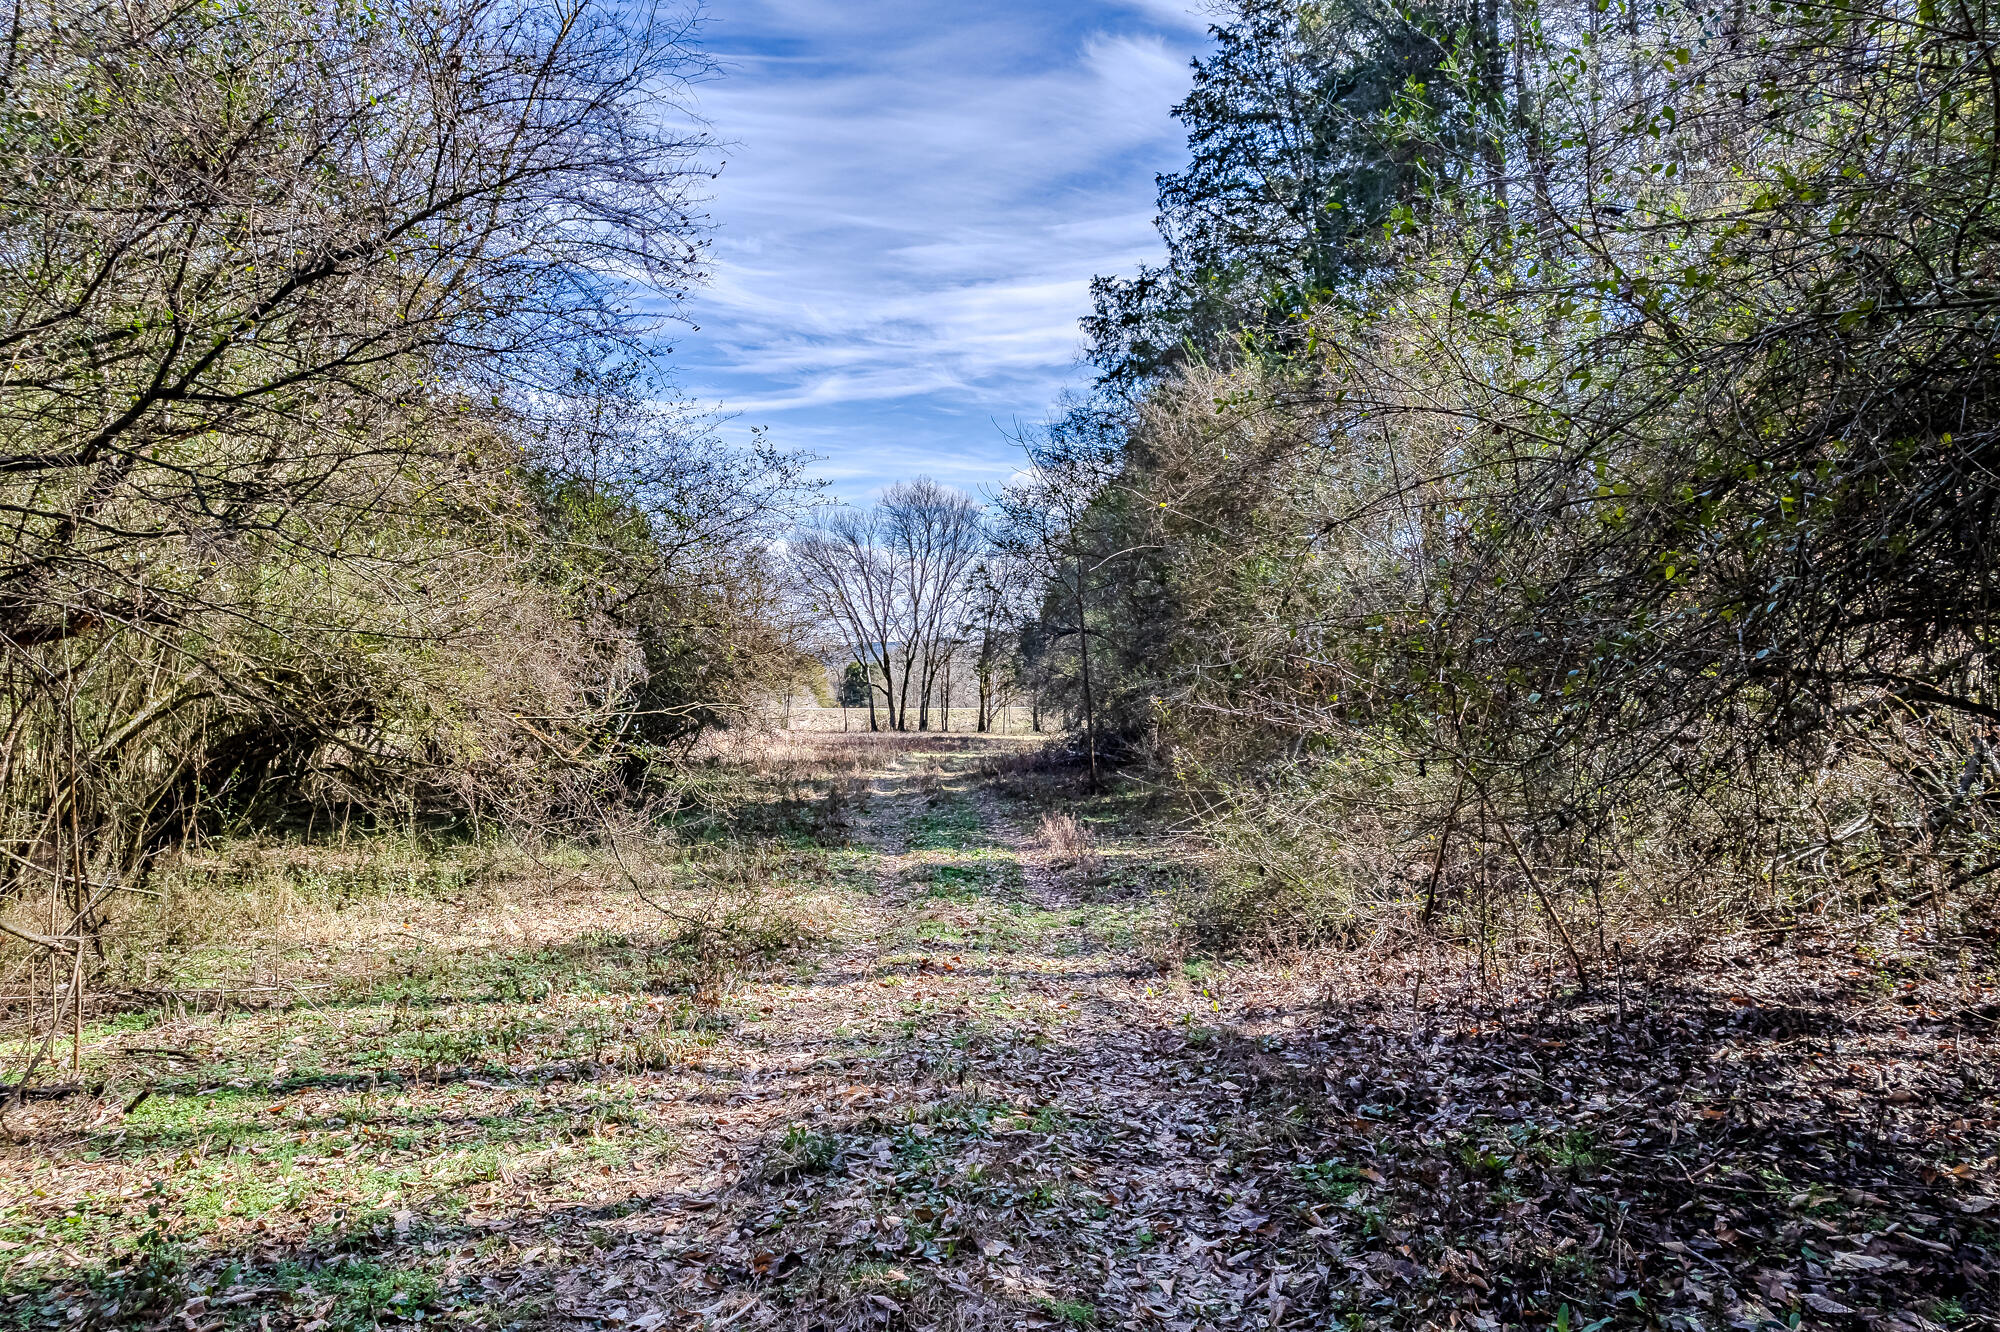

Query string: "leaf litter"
[[0, 735, 1993, 1331]]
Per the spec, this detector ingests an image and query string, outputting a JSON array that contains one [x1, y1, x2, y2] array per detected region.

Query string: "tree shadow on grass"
[[14, 928, 1995, 1332]]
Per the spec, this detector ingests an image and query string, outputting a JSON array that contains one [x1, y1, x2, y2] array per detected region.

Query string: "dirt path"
[[437, 739, 2000, 1332], [474, 735, 1319, 1332], [1, 733, 1995, 1332]]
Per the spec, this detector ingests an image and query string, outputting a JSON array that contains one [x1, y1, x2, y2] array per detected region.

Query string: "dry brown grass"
[[1037, 811, 1103, 875]]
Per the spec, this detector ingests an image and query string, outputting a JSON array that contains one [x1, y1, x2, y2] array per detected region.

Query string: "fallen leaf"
[[1831, 1252, 1890, 1271]]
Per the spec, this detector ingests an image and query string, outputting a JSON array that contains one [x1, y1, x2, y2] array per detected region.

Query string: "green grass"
[[0, 1236, 456, 1332], [907, 790, 985, 851], [0, 835, 840, 1328], [922, 862, 989, 901], [1292, 1158, 1363, 1202], [1040, 1296, 1099, 1326], [1, 736, 1183, 1331]]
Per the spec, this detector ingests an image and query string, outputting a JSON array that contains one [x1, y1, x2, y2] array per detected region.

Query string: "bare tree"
[[995, 431, 1123, 786], [881, 479, 983, 731], [966, 556, 1028, 732], [790, 478, 984, 731], [791, 508, 904, 730], [0, 0, 724, 1032], [1, 0, 712, 643]]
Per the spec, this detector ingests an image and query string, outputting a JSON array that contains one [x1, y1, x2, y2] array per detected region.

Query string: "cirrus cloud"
[[668, 0, 1207, 501]]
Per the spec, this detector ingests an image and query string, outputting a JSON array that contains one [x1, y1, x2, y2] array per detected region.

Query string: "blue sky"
[[671, 0, 1209, 503]]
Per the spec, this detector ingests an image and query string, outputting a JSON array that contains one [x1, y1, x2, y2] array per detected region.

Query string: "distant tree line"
[[791, 479, 1037, 734]]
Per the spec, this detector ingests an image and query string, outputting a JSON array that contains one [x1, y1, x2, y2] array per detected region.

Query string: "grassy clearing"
[[0, 737, 884, 1330], [2, 733, 1994, 1332]]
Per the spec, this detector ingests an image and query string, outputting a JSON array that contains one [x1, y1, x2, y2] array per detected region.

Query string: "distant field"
[[779, 706, 1047, 735]]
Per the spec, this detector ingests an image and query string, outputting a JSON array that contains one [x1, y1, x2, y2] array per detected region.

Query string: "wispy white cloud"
[[1112, 0, 1218, 32], [668, 1, 1203, 501]]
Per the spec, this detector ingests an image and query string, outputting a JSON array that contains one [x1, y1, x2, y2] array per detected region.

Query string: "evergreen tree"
[[1085, 0, 1464, 386]]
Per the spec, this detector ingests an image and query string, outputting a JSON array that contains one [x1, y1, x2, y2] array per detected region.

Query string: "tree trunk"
[[1482, 0, 1507, 219], [896, 642, 916, 731], [1074, 561, 1098, 790]]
